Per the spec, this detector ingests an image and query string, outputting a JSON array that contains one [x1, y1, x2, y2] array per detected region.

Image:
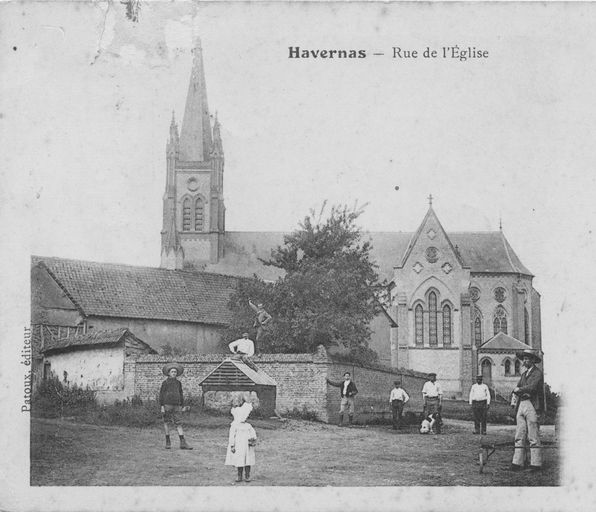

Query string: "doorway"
[[480, 358, 492, 386]]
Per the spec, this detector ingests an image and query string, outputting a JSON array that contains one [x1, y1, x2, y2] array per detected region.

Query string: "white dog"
[[420, 413, 438, 434]]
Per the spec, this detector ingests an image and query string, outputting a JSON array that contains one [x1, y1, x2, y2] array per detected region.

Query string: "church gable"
[[397, 204, 468, 279]]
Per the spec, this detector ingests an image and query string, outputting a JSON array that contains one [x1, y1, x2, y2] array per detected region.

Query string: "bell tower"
[[160, 40, 225, 270]]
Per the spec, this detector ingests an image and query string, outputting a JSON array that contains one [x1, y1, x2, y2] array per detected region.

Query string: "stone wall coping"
[[128, 345, 430, 378], [407, 346, 460, 351], [130, 348, 330, 364], [328, 359, 430, 379]]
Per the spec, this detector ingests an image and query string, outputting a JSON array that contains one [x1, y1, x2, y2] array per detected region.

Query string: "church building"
[[152, 41, 543, 399], [32, 41, 543, 400], [385, 198, 542, 399], [160, 42, 225, 269]]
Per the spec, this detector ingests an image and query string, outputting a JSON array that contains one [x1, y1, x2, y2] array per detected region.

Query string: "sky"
[[1, 1, 596, 509]]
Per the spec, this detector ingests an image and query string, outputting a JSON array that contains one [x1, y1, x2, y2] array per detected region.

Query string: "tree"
[[225, 203, 384, 364]]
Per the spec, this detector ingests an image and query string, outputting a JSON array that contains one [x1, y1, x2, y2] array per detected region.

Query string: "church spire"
[[179, 39, 213, 162]]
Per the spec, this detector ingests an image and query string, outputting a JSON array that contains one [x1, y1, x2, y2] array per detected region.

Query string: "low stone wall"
[[125, 346, 332, 419], [124, 346, 429, 424]]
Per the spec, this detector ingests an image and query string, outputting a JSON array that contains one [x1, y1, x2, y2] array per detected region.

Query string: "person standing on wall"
[[510, 349, 544, 472], [389, 380, 410, 430], [421, 372, 443, 434], [326, 372, 358, 426], [468, 374, 491, 435], [248, 299, 272, 353]]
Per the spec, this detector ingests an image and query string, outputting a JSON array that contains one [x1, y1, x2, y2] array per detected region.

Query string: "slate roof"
[[200, 358, 277, 387], [205, 230, 533, 282], [32, 256, 239, 325], [478, 332, 532, 352], [449, 232, 532, 276], [42, 327, 156, 354]]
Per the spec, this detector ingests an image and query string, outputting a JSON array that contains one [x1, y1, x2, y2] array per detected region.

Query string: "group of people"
[[156, 299, 271, 482], [159, 362, 258, 483], [325, 349, 545, 471], [159, 342, 545, 481]]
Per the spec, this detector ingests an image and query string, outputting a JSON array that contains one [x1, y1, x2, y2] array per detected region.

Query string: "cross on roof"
[[428, 194, 433, 206]]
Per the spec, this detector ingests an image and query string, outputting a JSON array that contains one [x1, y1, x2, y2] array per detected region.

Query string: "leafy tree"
[[225, 203, 384, 364]]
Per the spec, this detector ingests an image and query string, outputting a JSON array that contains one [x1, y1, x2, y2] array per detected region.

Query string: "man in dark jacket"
[[327, 372, 358, 426], [160, 363, 193, 450], [510, 350, 544, 471]]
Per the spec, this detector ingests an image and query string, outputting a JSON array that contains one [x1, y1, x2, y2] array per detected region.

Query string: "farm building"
[[41, 327, 156, 402]]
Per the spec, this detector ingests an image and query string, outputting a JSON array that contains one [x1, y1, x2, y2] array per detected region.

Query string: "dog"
[[420, 412, 440, 434]]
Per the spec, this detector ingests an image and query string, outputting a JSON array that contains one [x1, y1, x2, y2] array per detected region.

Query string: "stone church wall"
[[406, 348, 461, 397]]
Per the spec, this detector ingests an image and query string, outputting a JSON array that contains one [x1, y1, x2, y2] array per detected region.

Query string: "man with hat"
[[510, 349, 544, 471], [422, 372, 443, 433], [468, 374, 491, 435], [159, 363, 193, 450], [389, 380, 410, 430]]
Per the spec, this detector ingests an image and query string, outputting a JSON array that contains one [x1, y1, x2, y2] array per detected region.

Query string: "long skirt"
[[225, 422, 256, 467]]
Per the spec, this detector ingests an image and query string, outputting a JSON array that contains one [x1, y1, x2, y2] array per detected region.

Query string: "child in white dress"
[[225, 398, 257, 483]]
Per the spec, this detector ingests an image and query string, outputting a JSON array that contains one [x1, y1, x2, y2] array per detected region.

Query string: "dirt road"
[[30, 416, 559, 486]]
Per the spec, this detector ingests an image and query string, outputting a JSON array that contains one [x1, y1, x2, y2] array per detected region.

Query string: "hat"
[[476, 374, 484, 379], [242, 332, 249, 337], [162, 363, 184, 376], [428, 372, 437, 377], [516, 349, 541, 364], [394, 380, 402, 386]]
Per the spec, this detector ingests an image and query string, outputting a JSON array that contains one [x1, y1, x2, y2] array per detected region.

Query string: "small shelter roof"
[[200, 358, 277, 387], [42, 327, 156, 354], [478, 331, 532, 352]]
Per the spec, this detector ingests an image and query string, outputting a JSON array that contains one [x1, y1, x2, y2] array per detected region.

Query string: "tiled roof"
[[478, 332, 532, 352], [200, 358, 277, 387], [207, 230, 533, 282], [449, 232, 532, 276], [32, 256, 239, 325], [42, 327, 155, 354]]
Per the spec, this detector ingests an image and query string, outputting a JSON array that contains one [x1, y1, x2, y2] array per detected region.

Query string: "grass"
[[30, 413, 560, 487]]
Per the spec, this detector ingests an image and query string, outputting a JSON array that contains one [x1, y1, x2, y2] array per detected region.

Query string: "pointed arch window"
[[493, 306, 508, 335], [442, 305, 452, 346], [194, 197, 204, 231], [472, 307, 483, 346], [474, 316, 482, 346], [415, 304, 424, 346], [182, 198, 192, 232], [429, 292, 438, 346], [514, 359, 521, 376], [504, 359, 511, 376], [524, 308, 530, 345]]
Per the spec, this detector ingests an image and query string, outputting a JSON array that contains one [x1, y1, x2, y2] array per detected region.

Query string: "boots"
[[165, 435, 171, 449], [236, 467, 244, 483], [338, 414, 344, 426], [244, 466, 251, 482], [179, 435, 193, 450]]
